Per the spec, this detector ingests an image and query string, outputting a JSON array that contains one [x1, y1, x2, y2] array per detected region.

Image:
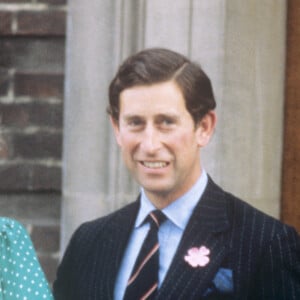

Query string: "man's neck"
[[143, 172, 206, 209]]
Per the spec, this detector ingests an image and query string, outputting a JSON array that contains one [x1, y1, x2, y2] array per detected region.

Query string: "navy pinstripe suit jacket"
[[53, 177, 300, 299]]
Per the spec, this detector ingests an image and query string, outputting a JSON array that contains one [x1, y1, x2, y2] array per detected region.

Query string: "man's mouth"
[[141, 161, 168, 169]]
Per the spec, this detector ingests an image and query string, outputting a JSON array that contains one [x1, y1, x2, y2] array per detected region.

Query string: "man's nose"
[[140, 126, 161, 153]]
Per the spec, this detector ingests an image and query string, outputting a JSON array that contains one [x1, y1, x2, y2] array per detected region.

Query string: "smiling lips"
[[140, 161, 169, 169]]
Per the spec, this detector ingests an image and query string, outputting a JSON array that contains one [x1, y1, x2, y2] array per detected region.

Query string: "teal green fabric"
[[0, 218, 53, 300]]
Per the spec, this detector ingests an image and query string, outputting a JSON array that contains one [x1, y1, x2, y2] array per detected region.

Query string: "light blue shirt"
[[114, 171, 208, 300]]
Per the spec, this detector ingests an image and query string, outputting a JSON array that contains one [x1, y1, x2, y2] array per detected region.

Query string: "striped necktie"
[[123, 210, 167, 300]]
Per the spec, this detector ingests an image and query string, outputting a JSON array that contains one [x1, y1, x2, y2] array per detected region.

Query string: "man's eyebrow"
[[122, 114, 144, 121], [122, 113, 142, 118], [121, 113, 180, 120], [155, 113, 180, 121]]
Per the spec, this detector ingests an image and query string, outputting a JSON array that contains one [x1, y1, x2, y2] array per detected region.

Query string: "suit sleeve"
[[251, 226, 300, 299], [52, 224, 86, 300], [52, 234, 76, 299]]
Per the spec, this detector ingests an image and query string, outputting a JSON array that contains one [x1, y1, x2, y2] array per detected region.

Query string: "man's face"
[[111, 80, 215, 208]]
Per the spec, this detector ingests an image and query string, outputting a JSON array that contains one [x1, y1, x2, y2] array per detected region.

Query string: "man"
[[53, 48, 300, 299]]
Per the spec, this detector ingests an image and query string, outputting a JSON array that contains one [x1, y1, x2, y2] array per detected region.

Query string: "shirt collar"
[[135, 170, 208, 230]]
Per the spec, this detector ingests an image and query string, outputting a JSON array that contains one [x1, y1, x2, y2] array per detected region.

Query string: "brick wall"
[[0, 0, 66, 284]]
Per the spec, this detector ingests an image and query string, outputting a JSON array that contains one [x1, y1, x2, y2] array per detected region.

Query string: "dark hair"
[[108, 48, 216, 124]]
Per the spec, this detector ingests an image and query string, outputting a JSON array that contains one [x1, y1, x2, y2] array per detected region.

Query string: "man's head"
[[108, 48, 216, 125], [108, 48, 217, 208]]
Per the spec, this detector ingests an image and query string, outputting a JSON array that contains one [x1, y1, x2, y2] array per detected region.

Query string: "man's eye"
[[128, 119, 143, 127], [161, 118, 175, 126], [164, 119, 173, 124]]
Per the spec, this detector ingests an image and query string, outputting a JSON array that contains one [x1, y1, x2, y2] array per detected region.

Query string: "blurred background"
[[0, 0, 299, 284]]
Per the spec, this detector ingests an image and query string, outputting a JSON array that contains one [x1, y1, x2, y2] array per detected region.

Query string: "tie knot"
[[148, 210, 167, 228]]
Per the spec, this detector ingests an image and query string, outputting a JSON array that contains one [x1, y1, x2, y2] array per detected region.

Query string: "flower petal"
[[199, 246, 210, 256], [184, 255, 198, 268], [187, 247, 199, 255], [198, 255, 210, 267]]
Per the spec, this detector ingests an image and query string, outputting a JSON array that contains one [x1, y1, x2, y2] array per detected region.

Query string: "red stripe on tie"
[[141, 283, 158, 300], [127, 243, 159, 286]]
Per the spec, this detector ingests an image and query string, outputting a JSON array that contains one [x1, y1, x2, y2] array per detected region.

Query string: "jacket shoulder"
[[206, 176, 297, 242], [71, 201, 139, 245]]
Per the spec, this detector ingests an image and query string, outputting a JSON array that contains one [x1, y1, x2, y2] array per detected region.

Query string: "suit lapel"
[[95, 200, 140, 299], [157, 178, 231, 299]]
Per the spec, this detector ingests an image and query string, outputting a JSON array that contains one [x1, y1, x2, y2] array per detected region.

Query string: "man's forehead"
[[120, 81, 183, 98]]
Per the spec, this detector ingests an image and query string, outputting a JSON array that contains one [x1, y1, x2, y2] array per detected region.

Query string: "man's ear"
[[110, 116, 122, 146], [196, 111, 217, 148]]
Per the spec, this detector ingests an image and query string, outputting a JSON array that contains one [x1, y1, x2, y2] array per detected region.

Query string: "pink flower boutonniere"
[[184, 246, 210, 268]]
